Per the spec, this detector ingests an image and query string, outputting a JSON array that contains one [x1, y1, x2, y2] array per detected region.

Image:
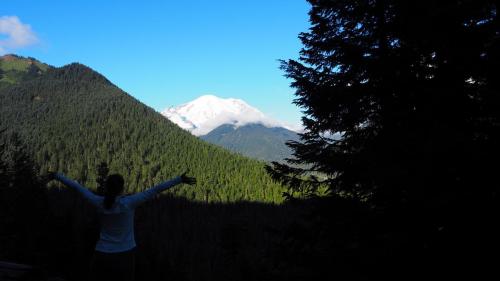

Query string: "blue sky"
[[1, 0, 310, 127]]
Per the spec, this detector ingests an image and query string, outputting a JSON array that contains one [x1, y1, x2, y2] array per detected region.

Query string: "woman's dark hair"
[[103, 174, 124, 209]]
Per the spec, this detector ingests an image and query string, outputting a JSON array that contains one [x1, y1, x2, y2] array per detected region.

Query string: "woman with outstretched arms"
[[46, 171, 196, 281]]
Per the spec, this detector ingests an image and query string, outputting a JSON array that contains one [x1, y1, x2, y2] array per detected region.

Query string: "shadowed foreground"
[[0, 182, 417, 281], [2, 132, 491, 281]]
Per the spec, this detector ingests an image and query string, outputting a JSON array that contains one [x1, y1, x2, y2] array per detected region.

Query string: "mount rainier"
[[161, 95, 298, 136], [161, 95, 300, 162]]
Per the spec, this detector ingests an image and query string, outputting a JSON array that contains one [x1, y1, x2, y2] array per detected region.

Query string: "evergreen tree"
[[268, 0, 500, 207], [0, 133, 48, 263], [267, 0, 500, 277]]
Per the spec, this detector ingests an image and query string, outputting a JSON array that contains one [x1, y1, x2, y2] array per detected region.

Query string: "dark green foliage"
[[267, 0, 500, 278], [269, 0, 500, 205], [0, 56, 285, 203], [201, 123, 300, 162]]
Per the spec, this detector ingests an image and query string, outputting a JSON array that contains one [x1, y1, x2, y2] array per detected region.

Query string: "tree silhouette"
[[268, 0, 500, 206], [267, 0, 500, 277], [0, 133, 48, 263]]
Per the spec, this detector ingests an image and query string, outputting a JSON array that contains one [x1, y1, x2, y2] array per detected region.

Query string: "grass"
[[0, 55, 49, 72], [0, 55, 50, 85]]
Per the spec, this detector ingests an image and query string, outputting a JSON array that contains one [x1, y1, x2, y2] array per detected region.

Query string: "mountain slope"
[[201, 123, 299, 162], [162, 95, 296, 136], [0, 55, 284, 203], [0, 54, 50, 88]]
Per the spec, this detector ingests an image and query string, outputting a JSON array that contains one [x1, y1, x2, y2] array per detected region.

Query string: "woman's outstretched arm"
[[49, 172, 101, 206], [124, 172, 196, 208]]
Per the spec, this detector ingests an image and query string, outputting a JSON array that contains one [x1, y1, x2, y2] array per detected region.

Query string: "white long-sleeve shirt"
[[55, 173, 182, 253]]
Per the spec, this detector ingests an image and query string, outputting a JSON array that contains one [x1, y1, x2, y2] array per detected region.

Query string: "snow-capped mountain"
[[161, 95, 297, 136]]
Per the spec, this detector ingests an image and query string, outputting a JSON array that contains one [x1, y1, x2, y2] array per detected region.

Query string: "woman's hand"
[[180, 171, 196, 185]]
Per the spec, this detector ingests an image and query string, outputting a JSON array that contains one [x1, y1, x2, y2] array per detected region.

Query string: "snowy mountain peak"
[[161, 95, 295, 136]]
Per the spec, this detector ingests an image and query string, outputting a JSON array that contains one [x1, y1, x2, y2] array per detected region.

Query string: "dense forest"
[[1, 136, 397, 281], [0, 55, 285, 203], [201, 123, 300, 162]]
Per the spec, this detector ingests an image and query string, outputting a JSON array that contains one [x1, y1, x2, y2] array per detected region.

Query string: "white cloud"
[[0, 16, 38, 54]]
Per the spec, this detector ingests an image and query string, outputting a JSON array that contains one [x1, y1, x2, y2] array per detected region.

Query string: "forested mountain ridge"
[[0, 55, 285, 203], [201, 123, 299, 162]]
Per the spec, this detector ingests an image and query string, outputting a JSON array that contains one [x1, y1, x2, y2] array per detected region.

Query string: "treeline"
[[0, 61, 285, 203]]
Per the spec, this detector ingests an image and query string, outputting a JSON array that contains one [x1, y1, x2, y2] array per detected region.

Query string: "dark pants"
[[89, 248, 135, 281]]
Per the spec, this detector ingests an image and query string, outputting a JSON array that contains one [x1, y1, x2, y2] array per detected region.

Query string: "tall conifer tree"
[[268, 0, 500, 210]]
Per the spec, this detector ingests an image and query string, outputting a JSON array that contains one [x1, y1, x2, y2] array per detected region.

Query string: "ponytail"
[[103, 174, 124, 209]]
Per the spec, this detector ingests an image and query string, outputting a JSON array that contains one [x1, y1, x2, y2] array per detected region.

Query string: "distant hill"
[[0, 55, 285, 203], [201, 123, 300, 162]]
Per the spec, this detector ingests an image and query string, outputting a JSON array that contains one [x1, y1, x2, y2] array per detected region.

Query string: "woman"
[[47, 171, 196, 281]]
